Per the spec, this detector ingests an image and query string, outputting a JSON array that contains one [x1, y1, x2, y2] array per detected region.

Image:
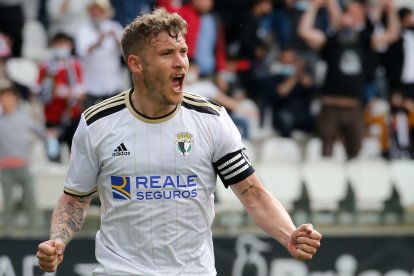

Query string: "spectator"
[[351, 0, 400, 103], [398, 7, 414, 99], [184, 60, 260, 139], [46, 0, 90, 38], [271, 48, 315, 137], [0, 0, 25, 57], [271, 0, 329, 82], [298, 0, 399, 159], [75, 0, 124, 109], [388, 91, 414, 159], [0, 82, 46, 236], [32, 32, 86, 161], [236, 0, 274, 101], [213, 0, 250, 52], [157, 0, 229, 92]]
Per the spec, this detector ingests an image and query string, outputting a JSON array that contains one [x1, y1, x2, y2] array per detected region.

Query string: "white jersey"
[[64, 89, 254, 275]]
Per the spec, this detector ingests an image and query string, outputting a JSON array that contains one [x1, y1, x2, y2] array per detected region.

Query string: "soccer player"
[[36, 8, 322, 275]]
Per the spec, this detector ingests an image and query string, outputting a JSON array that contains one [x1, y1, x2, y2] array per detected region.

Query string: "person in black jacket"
[[298, 0, 399, 159]]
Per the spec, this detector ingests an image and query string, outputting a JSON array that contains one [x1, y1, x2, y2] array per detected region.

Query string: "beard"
[[143, 70, 182, 106]]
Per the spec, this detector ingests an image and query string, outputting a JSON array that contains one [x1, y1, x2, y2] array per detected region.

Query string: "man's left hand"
[[287, 223, 322, 260]]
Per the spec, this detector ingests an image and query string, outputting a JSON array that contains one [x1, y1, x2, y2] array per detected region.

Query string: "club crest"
[[176, 132, 193, 156]]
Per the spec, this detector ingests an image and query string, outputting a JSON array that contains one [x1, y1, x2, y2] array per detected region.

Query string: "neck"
[[130, 84, 177, 118]]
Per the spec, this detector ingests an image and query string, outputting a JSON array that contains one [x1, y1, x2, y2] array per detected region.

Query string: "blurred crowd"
[[1, 0, 414, 233]]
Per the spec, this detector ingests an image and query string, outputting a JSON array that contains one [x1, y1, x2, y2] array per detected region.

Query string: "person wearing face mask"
[[74, 0, 125, 110], [32, 32, 86, 162], [270, 49, 315, 138], [298, 0, 399, 159], [184, 59, 260, 139]]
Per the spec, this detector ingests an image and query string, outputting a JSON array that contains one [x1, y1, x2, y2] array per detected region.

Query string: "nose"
[[173, 52, 188, 70]]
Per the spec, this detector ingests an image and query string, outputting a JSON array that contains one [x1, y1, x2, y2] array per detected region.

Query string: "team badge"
[[176, 132, 193, 156]]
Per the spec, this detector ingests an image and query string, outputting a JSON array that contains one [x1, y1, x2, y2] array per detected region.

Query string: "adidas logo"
[[112, 143, 131, 156]]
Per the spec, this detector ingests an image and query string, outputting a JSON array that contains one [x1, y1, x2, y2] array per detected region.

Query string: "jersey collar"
[[125, 88, 180, 124]]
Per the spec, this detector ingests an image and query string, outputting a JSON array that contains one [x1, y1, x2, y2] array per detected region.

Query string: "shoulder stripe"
[[184, 93, 221, 107], [84, 93, 125, 118], [85, 101, 126, 125], [83, 91, 128, 125], [182, 93, 221, 116]]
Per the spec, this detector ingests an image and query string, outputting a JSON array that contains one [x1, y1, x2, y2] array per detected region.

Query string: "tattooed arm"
[[37, 193, 92, 272], [50, 193, 92, 244], [230, 173, 322, 260]]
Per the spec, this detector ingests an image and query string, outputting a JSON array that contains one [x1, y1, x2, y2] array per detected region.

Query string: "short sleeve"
[[64, 115, 99, 196]]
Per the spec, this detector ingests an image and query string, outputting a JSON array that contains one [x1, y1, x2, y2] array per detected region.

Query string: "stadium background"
[[1, 0, 414, 275]]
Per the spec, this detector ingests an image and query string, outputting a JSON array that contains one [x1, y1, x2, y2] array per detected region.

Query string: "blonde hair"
[[121, 8, 187, 62]]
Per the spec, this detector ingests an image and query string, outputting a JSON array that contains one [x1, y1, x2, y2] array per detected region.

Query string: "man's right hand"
[[36, 239, 65, 272]]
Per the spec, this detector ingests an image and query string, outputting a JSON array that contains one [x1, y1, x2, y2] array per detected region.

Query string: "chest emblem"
[[176, 132, 193, 156]]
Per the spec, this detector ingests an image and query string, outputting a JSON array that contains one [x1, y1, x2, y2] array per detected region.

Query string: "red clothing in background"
[[36, 58, 85, 125], [157, 0, 227, 72]]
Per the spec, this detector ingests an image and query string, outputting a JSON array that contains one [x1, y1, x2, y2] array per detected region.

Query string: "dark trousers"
[[317, 105, 364, 159]]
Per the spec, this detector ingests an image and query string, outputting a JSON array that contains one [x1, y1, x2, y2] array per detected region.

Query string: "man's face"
[[141, 32, 189, 107], [337, 14, 359, 45], [346, 2, 365, 26]]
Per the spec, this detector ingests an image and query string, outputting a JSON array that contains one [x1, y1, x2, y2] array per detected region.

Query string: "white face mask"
[[278, 64, 296, 77], [294, 0, 309, 11], [51, 47, 71, 59]]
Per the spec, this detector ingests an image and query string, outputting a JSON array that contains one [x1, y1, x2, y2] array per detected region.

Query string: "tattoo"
[[240, 183, 255, 196], [50, 195, 90, 245], [51, 225, 71, 243]]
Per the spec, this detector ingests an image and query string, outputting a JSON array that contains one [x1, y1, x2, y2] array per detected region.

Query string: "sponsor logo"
[[111, 176, 131, 200], [176, 132, 193, 156], [110, 175, 198, 200], [112, 143, 130, 156]]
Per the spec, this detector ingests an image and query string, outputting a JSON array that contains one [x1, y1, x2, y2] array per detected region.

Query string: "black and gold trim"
[[64, 187, 98, 197], [84, 91, 127, 126], [125, 89, 180, 124], [182, 92, 221, 116]]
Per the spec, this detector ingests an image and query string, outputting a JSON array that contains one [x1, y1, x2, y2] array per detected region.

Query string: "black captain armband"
[[213, 149, 255, 188]]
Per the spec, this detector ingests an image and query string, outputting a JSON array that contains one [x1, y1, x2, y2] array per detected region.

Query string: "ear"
[[128, 55, 144, 75]]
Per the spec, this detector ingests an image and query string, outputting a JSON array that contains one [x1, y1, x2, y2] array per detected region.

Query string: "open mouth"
[[172, 74, 185, 92]]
